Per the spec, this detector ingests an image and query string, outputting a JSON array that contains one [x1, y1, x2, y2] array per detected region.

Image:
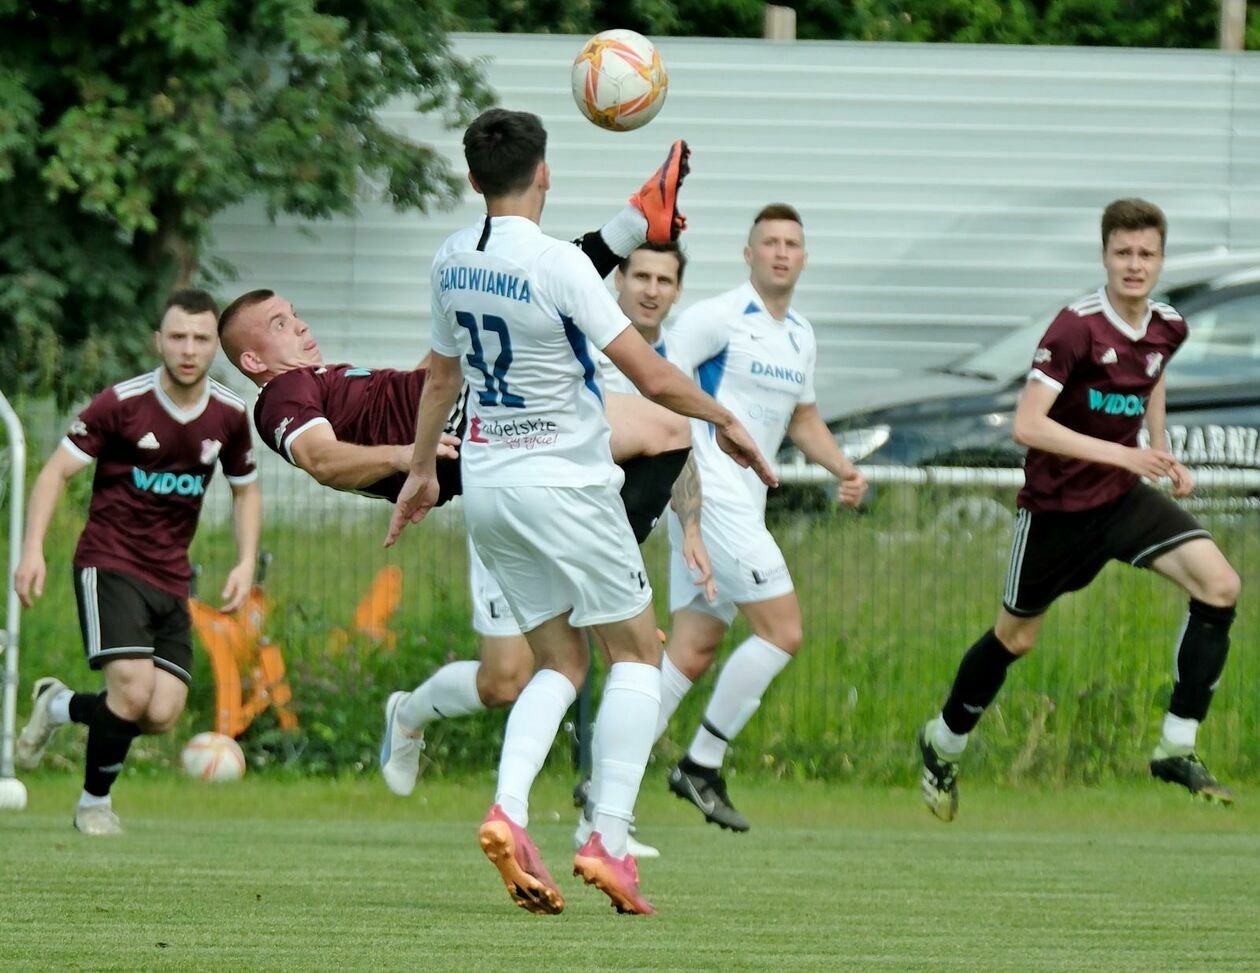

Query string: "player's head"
[[745, 203, 807, 301], [156, 289, 219, 389], [463, 109, 549, 201], [218, 289, 322, 386], [614, 242, 685, 336], [1101, 198, 1166, 303]]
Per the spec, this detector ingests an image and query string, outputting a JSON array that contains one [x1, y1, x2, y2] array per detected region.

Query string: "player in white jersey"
[[655, 204, 869, 831], [384, 109, 774, 916]]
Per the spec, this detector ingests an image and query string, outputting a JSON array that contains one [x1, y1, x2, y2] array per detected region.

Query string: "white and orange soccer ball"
[[180, 731, 246, 782], [571, 29, 668, 132]]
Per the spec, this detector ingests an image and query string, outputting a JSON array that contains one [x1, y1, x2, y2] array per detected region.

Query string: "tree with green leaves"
[[0, 0, 492, 405]]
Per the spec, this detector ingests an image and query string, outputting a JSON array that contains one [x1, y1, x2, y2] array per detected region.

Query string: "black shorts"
[[73, 567, 194, 684], [1002, 483, 1211, 618]]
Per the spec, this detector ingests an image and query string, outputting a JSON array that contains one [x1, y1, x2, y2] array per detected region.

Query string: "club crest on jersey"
[[1145, 352, 1164, 377], [137, 432, 160, 450], [274, 416, 293, 451], [1033, 348, 1052, 364], [200, 439, 222, 464], [1099, 348, 1118, 365], [69, 419, 88, 437]]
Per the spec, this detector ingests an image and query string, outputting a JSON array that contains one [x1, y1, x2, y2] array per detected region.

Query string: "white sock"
[[78, 790, 111, 809], [49, 689, 73, 726], [494, 668, 577, 828], [931, 713, 968, 758], [399, 660, 485, 732], [599, 204, 649, 257], [1161, 713, 1199, 751], [688, 635, 791, 769], [654, 653, 693, 740], [591, 662, 660, 858]]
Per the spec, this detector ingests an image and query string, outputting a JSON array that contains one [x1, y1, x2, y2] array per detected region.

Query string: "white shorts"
[[667, 504, 793, 625], [464, 482, 653, 632], [468, 536, 522, 638]]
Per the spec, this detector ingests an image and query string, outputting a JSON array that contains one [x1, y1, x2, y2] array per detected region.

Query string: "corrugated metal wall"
[[211, 35, 1260, 423]]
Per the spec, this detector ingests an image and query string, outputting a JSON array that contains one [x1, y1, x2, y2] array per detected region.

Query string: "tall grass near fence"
[[7, 467, 1258, 785]]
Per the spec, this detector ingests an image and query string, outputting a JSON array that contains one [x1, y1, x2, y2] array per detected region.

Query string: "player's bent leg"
[[476, 634, 534, 708], [138, 669, 188, 734], [608, 394, 690, 462], [1146, 539, 1239, 804], [16, 676, 72, 770], [629, 139, 690, 243], [75, 659, 153, 835]]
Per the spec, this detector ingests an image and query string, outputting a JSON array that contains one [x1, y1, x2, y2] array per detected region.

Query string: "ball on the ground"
[[0, 777, 28, 811], [181, 732, 246, 782], [572, 29, 668, 132]]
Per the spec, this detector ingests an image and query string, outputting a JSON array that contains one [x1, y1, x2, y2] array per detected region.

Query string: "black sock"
[[1169, 599, 1235, 722], [941, 629, 1020, 734], [678, 755, 720, 780], [68, 691, 105, 726], [83, 703, 142, 799], [619, 448, 692, 544]]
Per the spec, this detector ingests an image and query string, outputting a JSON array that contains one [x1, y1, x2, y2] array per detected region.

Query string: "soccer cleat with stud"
[[1150, 751, 1235, 805], [17, 676, 69, 770], [379, 690, 425, 797], [919, 723, 960, 822], [629, 140, 690, 243], [667, 762, 749, 832], [478, 804, 565, 915], [573, 832, 656, 915], [74, 803, 123, 836]]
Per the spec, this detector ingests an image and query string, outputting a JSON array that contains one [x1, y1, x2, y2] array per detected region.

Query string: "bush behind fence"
[[8, 463, 1258, 786]]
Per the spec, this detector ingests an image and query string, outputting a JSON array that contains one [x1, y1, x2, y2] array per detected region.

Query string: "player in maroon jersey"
[[918, 199, 1242, 820], [13, 289, 262, 835]]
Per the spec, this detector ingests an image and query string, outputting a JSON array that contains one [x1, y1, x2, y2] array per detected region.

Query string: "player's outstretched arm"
[[14, 446, 89, 608], [787, 403, 868, 509], [291, 424, 414, 492], [602, 327, 779, 489], [221, 480, 262, 612], [385, 352, 463, 547]]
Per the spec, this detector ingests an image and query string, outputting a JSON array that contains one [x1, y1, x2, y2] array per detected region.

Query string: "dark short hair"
[[164, 288, 218, 318], [753, 203, 803, 228], [1101, 198, 1167, 250], [463, 108, 547, 198], [218, 289, 275, 339], [618, 241, 687, 284]]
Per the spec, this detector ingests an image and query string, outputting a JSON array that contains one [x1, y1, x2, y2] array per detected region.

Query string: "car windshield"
[[934, 298, 1068, 382]]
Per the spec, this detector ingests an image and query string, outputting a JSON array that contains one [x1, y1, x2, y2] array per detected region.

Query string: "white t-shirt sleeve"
[[546, 244, 632, 351], [429, 272, 461, 357], [665, 302, 728, 376]]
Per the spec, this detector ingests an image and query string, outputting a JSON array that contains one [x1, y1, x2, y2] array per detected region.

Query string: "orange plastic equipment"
[[327, 565, 403, 654]]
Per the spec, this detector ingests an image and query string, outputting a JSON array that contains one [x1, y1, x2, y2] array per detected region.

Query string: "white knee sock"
[[688, 635, 791, 769], [494, 668, 577, 828], [598, 204, 649, 257], [654, 653, 693, 740], [591, 662, 661, 858], [398, 660, 485, 732]]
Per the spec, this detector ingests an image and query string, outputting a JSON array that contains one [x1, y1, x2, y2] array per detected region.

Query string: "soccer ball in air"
[[571, 29, 668, 132], [181, 732, 246, 782]]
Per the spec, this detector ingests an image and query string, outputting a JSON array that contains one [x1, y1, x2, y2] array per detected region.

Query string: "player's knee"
[[477, 664, 530, 708], [669, 642, 718, 682], [996, 626, 1037, 656], [107, 683, 153, 723], [654, 412, 690, 454], [1203, 565, 1241, 607], [770, 624, 803, 655]]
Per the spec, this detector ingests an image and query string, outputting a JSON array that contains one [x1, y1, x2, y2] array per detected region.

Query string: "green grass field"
[[3, 774, 1258, 972]]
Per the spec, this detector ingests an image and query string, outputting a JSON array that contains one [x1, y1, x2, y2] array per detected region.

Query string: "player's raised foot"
[[667, 760, 750, 832], [574, 809, 661, 859], [379, 690, 425, 797], [74, 803, 122, 836], [573, 833, 656, 916], [629, 139, 690, 243], [478, 804, 564, 915], [1150, 747, 1235, 805], [919, 722, 960, 822], [17, 676, 69, 770]]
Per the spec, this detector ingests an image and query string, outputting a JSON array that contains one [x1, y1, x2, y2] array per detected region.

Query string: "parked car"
[[784, 255, 1260, 473]]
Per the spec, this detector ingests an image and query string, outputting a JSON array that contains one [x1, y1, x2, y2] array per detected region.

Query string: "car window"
[[1177, 294, 1260, 365]]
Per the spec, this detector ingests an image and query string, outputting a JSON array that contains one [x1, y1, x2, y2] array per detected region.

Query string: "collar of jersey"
[[479, 214, 540, 234], [738, 280, 798, 326], [1096, 286, 1152, 342], [152, 366, 210, 424]]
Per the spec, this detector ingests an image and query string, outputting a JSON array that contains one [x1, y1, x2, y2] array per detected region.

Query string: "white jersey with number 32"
[[430, 216, 632, 488]]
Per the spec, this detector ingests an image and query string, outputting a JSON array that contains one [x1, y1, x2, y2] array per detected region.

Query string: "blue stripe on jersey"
[[743, 301, 760, 315], [561, 316, 603, 403], [786, 311, 803, 327], [696, 346, 729, 437]]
